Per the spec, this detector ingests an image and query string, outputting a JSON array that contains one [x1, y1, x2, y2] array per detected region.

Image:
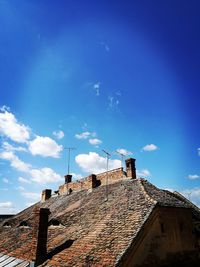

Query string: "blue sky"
[[0, 0, 200, 213]]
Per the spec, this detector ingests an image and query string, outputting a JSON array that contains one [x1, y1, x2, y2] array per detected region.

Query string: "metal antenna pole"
[[64, 147, 76, 174], [116, 150, 126, 168], [102, 149, 111, 201]]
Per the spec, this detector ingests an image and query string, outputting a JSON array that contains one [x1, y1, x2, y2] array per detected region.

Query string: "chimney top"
[[41, 189, 52, 202], [65, 174, 72, 184], [125, 158, 136, 179]]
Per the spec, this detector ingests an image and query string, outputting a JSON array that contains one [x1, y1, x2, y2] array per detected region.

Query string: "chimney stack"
[[87, 174, 99, 189], [125, 158, 136, 179], [41, 189, 52, 202], [65, 174, 72, 184], [31, 207, 50, 266]]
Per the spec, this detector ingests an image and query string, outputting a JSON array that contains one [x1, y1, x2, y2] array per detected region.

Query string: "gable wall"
[[119, 207, 199, 267]]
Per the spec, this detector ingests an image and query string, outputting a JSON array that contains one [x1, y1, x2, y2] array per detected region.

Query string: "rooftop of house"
[[1, 172, 199, 267]]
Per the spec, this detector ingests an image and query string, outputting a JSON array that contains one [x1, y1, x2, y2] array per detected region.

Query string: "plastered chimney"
[[125, 158, 136, 179], [41, 189, 52, 202]]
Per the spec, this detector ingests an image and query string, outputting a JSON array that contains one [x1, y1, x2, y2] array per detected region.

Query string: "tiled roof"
[[0, 178, 196, 267]]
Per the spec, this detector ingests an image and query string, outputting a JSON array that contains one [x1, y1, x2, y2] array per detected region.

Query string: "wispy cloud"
[[188, 174, 200, 180], [137, 169, 151, 177], [2, 178, 11, 184], [21, 191, 40, 201], [75, 152, 121, 174], [0, 150, 62, 184], [16, 186, 25, 191], [0, 151, 31, 172], [28, 136, 63, 158], [2, 141, 27, 152], [198, 148, 200, 156], [108, 96, 119, 110], [75, 131, 96, 140], [89, 138, 102, 146], [53, 130, 64, 139], [18, 177, 31, 184], [116, 148, 133, 156], [75, 131, 91, 139], [100, 41, 110, 52], [0, 201, 13, 208], [93, 82, 100, 96], [142, 144, 158, 151], [0, 201, 16, 214]]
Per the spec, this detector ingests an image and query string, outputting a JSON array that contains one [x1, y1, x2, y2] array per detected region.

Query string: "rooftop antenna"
[[64, 147, 76, 174], [102, 149, 111, 201], [115, 150, 126, 168], [186, 191, 192, 201]]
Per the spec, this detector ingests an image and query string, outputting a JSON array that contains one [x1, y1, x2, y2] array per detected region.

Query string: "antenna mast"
[[116, 150, 126, 168], [102, 149, 111, 201], [64, 147, 76, 174]]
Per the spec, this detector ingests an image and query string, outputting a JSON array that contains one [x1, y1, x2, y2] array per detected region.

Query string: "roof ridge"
[[172, 191, 200, 211], [137, 179, 157, 205]]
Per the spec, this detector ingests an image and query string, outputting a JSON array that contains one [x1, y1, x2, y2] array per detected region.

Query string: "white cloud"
[[2, 178, 10, 184], [28, 136, 62, 158], [0, 108, 30, 143], [75, 152, 121, 174], [93, 82, 100, 96], [2, 141, 27, 152], [137, 169, 151, 177], [21, 192, 40, 201], [75, 131, 91, 139], [0, 150, 61, 184], [18, 177, 31, 184], [0, 151, 31, 172], [30, 167, 62, 184], [89, 138, 102, 146], [0, 201, 13, 208], [116, 148, 133, 156], [142, 144, 158, 151], [108, 96, 119, 110], [0, 105, 10, 112], [71, 173, 82, 181], [16, 186, 25, 191], [53, 130, 64, 139], [188, 174, 200, 180], [100, 41, 110, 52], [198, 148, 200, 156]]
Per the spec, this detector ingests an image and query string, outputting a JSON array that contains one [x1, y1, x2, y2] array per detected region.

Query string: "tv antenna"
[[102, 149, 111, 201], [187, 191, 192, 201], [115, 150, 126, 168], [64, 147, 76, 174]]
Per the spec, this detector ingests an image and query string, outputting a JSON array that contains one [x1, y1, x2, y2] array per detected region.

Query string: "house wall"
[[120, 207, 199, 267], [58, 168, 126, 195], [96, 168, 126, 185]]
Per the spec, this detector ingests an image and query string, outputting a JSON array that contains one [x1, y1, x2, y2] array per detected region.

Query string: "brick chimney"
[[41, 189, 52, 202], [65, 174, 72, 184], [31, 207, 50, 266], [125, 158, 136, 179], [87, 174, 100, 189]]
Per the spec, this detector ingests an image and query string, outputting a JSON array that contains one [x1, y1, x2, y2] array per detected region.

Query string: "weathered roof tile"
[[0, 178, 197, 266]]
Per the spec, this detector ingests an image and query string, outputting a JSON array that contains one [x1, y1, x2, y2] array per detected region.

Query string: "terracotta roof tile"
[[0, 178, 195, 266]]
